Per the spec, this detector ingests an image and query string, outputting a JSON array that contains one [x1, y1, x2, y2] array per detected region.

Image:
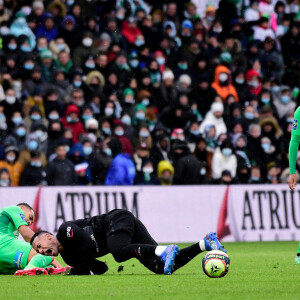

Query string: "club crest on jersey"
[[293, 119, 298, 130], [66, 226, 73, 238], [20, 213, 26, 222]]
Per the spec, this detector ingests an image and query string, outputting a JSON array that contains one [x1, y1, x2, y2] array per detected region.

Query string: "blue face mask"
[[8, 44, 17, 50], [139, 131, 149, 138], [24, 63, 34, 70], [190, 129, 199, 136], [271, 86, 280, 93], [178, 63, 188, 70], [262, 143, 270, 151], [0, 113, 4, 119], [267, 174, 276, 181], [102, 127, 111, 135], [28, 140, 38, 150], [235, 78, 244, 84], [85, 62, 95, 69], [0, 179, 10, 186], [37, 46, 46, 52], [16, 127, 26, 137], [65, 145, 70, 153], [156, 57, 165, 65], [103, 147, 112, 156], [261, 98, 270, 104], [135, 39, 145, 47], [12, 116, 23, 124], [82, 115, 92, 121], [31, 161, 42, 167], [251, 176, 260, 182], [73, 80, 82, 87], [136, 112, 145, 120], [49, 114, 59, 120], [67, 0, 74, 5], [21, 45, 31, 52], [248, 81, 258, 88], [222, 148, 232, 156], [130, 59, 139, 68], [83, 146, 93, 156], [114, 129, 124, 136], [281, 95, 291, 103], [141, 99, 150, 107], [31, 114, 41, 121], [121, 116, 131, 126], [56, 44, 65, 51], [244, 112, 254, 120], [35, 130, 44, 139]]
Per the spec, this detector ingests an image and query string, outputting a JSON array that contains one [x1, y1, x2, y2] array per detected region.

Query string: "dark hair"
[[30, 230, 53, 245], [17, 203, 34, 211]]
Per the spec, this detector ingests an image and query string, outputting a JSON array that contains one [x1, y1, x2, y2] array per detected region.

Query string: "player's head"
[[17, 203, 35, 226], [30, 230, 60, 256]]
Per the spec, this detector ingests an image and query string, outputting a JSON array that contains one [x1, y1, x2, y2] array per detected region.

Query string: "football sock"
[[199, 239, 206, 251], [297, 242, 300, 256], [173, 243, 201, 272], [25, 254, 52, 270], [155, 246, 167, 256]]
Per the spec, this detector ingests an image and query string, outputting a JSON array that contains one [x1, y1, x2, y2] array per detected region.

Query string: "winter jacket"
[[157, 160, 174, 185], [272, 90, 296, 119], [212, 148, 237, 179], [61, 105, 86, 143], [116, 136, 134, 157], [199, 111, 227, 138], [20, 165, 47, 186], [121, 21, 142, 44], [212, 66, 239, 102], [104, 154, 136, 185], [245, 69, 262, 96], [0, 161, 23, 186], [46, 157, 76, 186]]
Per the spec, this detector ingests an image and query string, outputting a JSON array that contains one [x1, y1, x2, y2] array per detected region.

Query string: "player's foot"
[[294, 256, 300, 265], [160, 245, 179, 275], [46, 266, 72, 275], [203, 232, 226, 253], [14, 267, 48, 276]]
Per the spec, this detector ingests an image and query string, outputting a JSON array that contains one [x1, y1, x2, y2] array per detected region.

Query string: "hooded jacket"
[[157, 160, 174, 185], [212, 65, 239, 102], [61, 105, 85, 143]]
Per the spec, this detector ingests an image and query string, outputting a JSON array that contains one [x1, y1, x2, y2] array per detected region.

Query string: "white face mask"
[[6, 96, 16, 105], [104, 107, 114, 116], [143, 167, 153, 174], [82, 37, 93, 47]]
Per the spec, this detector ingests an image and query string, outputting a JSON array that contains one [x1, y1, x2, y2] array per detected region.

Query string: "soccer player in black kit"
[[30, 209, 226, 275]]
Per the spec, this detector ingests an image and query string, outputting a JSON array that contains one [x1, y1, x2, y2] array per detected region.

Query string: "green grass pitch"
[[1, 242, 299, 300]]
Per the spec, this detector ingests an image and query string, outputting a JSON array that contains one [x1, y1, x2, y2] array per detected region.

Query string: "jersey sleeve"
[[289, 107, 300, 174], [2, 206, 28, 229]]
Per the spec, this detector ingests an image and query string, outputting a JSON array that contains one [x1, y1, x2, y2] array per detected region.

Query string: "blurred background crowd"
[[0, 0, 299, 187]]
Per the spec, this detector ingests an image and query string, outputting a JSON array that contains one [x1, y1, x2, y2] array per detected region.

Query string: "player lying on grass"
[[0, 203, 68, 275], [30, 209, 226, 275]]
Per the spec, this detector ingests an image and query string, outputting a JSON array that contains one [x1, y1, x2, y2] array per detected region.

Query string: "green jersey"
[[0, 206, 28, 238], [0, 206, 31, 274], [289, 107, 300, 174]]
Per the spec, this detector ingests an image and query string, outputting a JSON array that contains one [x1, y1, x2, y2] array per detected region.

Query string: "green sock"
[[297, 242, 300, 256], [25, 255, 53, 270]]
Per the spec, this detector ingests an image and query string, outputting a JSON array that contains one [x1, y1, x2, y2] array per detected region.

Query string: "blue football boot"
[[160, 245, 179, 275], [203, 232, 227, 253]]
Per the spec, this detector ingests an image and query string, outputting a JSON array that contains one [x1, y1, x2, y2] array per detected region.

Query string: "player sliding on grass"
[[288, 106, 300, 265], [0, 203, 68, 275], [30, 209, 226, 275]]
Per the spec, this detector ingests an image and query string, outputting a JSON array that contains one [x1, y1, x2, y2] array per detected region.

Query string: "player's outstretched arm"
[[18, 225, 35, 242]]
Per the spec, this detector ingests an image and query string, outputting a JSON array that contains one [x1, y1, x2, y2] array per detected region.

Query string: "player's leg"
[[294, 242, 300, 264]]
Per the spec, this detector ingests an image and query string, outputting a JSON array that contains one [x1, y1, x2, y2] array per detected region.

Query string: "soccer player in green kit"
[[288, 107, 300, 264], [0, 203, 66, 275]]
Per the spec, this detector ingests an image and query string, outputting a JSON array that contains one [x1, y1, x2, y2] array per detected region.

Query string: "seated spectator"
[[248, 165, 263, 184], [113, 120, 134, 156], [46, 142, 76, 186], [157, 160, 174, 185], [212, 138, 237, 180], [134, 159, 161, 185], [20, 150, 47, 186], [104, 138, 136, 186], [133, 142, 150, 172], [0, 168, 11, 187], [0, 145, 23, 186]]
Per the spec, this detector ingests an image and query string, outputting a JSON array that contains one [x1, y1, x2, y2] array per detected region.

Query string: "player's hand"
[[288, 174, 297, 191], [52, 258, 63, 268]]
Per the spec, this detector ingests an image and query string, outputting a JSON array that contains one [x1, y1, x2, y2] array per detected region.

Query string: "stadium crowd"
[[0, 0, 298, 186]]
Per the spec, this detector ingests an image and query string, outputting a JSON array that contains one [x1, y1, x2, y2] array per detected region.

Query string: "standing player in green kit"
[[0, 203, 66, 275], [288, 106, 300, 264]]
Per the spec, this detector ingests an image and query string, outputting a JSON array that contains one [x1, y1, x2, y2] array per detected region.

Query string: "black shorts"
[[104, 209, 136, 238]]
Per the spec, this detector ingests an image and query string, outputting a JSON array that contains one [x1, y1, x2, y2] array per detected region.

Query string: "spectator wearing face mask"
[[23, 105, 48, 132], [211, 65, 239, 103], [245, 69, 262, 96], [212, 138, 237, 180], [104, 138, 136, 185], [265, 162, 280, 184], [157, 160, 174, 185], [18, 137, 47, 168], [61, 104, 86, 143], [19, 150, 47, 186], [134, 159, 161, 185], [0, 145, 23, 186], [0, 168, 11, 187], [113, 120, 134, 157]]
